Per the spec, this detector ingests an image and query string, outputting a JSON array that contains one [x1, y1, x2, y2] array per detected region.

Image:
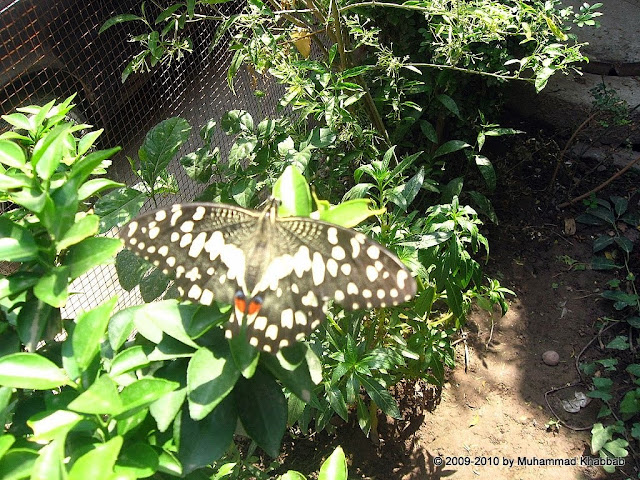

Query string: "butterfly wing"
[[119, 203, 259, 306]]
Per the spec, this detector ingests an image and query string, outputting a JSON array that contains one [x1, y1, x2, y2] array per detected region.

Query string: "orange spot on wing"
[[234, 296, 247, 313], [248, 299, 262, 315]]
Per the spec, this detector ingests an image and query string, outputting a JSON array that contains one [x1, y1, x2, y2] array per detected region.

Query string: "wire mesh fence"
[[1, 0, 282, 317]]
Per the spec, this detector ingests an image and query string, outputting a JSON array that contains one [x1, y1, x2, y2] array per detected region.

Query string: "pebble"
[[542, 350, 560, 366]]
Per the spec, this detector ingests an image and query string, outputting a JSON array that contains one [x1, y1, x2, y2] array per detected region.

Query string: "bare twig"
[[557, 155, 640, 209]]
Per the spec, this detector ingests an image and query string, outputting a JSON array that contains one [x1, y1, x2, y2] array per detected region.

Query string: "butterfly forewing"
[[120, 202, 417, 353]]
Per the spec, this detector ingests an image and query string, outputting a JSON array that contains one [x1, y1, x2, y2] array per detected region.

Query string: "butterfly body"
[[120, 201, 416, 352]]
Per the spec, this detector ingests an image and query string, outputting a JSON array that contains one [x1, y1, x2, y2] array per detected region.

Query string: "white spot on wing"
[[326, 258, 338, 277], [188, 232, 208, 258], [331, 245, 346, 260], [311, 252, 325, 286], [180, 220, 194, 233], [188, 284, 202, 299], [327, 227, 339, 245], [155, 210, 167, 221], [201, 289, 214, 305], [350, 237, 361, 258], [193, 206, 206, 221], [301, 291, 319, 307], [265, 324, 278, 340], [366, 245, 380, 260], [127, 222, 139, 236], [366, 265, 378, 281], [281, 309, 294, 328], [397, 269, 408, 289]]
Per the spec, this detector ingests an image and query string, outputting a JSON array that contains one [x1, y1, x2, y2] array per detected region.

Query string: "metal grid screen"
[[0, 0, 282, 316]]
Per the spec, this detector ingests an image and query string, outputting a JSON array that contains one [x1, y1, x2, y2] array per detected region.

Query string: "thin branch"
[[557, 155, 640, 209]]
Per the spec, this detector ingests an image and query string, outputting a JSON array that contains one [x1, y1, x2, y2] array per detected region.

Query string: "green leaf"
[[27, 409, 83, 442], [99, 13, 144, 33], [315, 199, 382, 228], [115, 249, 150, 292], [30, 437, 65, 480], [0, 435, 15, 460], [118, 378, 180, 418], [433, 140, 470, 159], [178, 395, 236, 475], [626, 364, 640, 377], [114, 443, 159, 478], [273, 165, 312, 217], [357, 374, 401, 419], [64, 237, 122, 279], [130, 300, 200, 348], [593, 235, 615, 253], [68, 436, 123, 480], [575, 212, 607, 226], [475, 155, 496, 191], [70, 147, 121, 185], [326, 386, 348, 421], [95, 186, 147, 233], [150, 387, 186, 432], [591, 257, 620, 270], [611, 195, 628, 216], [0, 140, 26, 169], [419, 120, 438, 144], [614, 236, 634, 253], [307, 128, 336, 148], [139, 118, 191, 188], [600, 290, 637, 308], [73, 298, 118, 371], [180, 147, 218, 183], [401, 166, 424, 208], [0, 353, 69, 389], [78, 178, 124, 201], [110, 346, 149, 377], [620, 389, 640, 416], [280, 471, 306, 480], [0, 449, 39, 480], [56, 214, 100, 251], [228, 137, 257, 166], [33, 266, 69, 307], [468, 191, 498, 224], [318, 446, 347, 480], [139, 267, 170, 302], [0, 273, 38, 301], [435, 94, 460, 117], [0, 218, 38, 262], [187, 344, 240, 420], [107, 308, 136, 352], [234, 368, 287, 457], [221, 110, 254, 135], [16, 297, 55, 351], [32, 124, 71, 180], [606, 336, 630, 350], [1, 113, 32, 131], [444, 277, 464, 321], [591, 423, 611, 454], [261, 349, 318, 408], [68, 375, 123, 415], [230, 177, 257, 208]]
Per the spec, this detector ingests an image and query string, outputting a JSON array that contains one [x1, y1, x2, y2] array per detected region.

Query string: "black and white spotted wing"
[[120, 202, 417, 353]]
